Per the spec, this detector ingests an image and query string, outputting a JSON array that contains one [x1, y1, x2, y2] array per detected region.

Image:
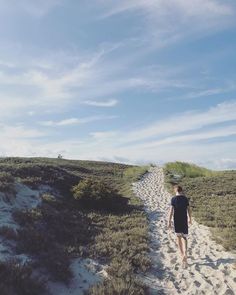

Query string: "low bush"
[[0, 172, 15, 192], [87, 277, 148, 295], [17, 226, 51, 255], [41, 193, 57, 203], [0, 259, 46, 295], [39, 247, 72, 283], [0, 226, 18, 240], [72, 179, 128, 211]]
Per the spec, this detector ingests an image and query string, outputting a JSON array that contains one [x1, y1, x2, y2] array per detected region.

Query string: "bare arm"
[[168, 206, 174, 228], [187, 206, 192, 225]]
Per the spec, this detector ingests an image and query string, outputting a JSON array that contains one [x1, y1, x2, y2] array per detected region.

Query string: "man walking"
[[168, 185, 192, 267]]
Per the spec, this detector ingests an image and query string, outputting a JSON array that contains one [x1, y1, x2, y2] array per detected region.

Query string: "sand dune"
[[133, 167, 236, 295]]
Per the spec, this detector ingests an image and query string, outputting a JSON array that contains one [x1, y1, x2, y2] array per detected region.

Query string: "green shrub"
[[39, 247, 72, 283], [0, 172, 15, 192], [72, 179, 128, 211], [165, 161, 214, 179], [41, 193, 57, 203], [17, 226, 51, 254], [0, 226, 18, 240], [0, 259, 46, 295], [87, 277, 148, 295], [13, 209, 42, 226]]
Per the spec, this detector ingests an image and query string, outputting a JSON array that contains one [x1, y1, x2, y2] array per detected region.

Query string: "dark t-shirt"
[[171, 195, 189, 234]]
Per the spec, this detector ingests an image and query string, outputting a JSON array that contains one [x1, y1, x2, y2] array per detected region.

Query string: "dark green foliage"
[[165, 162, 236, 250], [87, 277, 148, 295], [14, 203, 94, 282], [0, 259, 46, 295], [39, 247, 72, 283], [0, 172, 15, 192], [0, 226, 18, 240], [72, 179, 128, 211]]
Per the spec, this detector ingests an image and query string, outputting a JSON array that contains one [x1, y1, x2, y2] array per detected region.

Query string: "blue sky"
[[0, 0, 236, 169]]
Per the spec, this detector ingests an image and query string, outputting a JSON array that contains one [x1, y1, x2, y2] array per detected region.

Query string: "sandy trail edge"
[[133, 167, 236, 295]]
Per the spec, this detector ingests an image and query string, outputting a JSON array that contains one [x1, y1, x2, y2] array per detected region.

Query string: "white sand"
[[47, 258, 106, 295], [133, 167, 236, 295], [0, 182, 53, 261], [0, 181, 107, 294]]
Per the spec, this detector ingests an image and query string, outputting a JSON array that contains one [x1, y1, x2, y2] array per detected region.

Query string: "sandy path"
[[133, 167, 236, 295]]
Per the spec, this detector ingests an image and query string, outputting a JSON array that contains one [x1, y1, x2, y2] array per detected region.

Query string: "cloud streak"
[[83, 99, 119, 107], [99, 0, 236, 49], [39, 115, 118, 127]]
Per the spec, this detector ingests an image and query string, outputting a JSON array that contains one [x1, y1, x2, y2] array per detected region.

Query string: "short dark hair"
[[174, 185, 183, 193]]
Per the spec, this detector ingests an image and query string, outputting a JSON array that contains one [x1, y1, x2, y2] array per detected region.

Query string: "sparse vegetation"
[[0, 157, 150, 294], [87, 277, 148, 295], [165, 161, 215, 179], [0, 259, 46, 295], [0, 171, 15, 192], [164, 161, 236, 250]]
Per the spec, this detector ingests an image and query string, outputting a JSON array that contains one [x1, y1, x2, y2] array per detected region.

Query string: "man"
[[168, 185, 192, 267]]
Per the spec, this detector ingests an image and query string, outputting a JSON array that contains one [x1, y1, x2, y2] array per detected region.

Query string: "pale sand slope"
[[133, 167, 236, 295]]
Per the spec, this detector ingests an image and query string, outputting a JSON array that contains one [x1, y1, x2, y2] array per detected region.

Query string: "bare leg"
[[182, 237, 188, 267], [182, 237, 188, 258], [177, 236, 184, 258]]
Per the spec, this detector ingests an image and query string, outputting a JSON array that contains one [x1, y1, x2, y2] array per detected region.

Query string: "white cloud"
[[89, 101, 236, 145], [118, 101, 236, 143], [99, 0, 235, 49], [125, 125, 236, 150], [39, 115, 118, 127], [179, 83, 236, 100], [0, 49, 190, 120], [101, 0, 233, 18], [83, 99, 119, 107], [0, 124, 46, 139]]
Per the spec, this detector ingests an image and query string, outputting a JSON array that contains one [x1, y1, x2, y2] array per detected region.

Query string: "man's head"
[[173, 185, 183, 194]]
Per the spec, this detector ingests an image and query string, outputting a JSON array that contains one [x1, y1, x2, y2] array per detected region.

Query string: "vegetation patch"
[[164, 161, 236, 250], [0, 157, 150, 294], [0, 259, 46, 295], [165, 161, 215, 179]]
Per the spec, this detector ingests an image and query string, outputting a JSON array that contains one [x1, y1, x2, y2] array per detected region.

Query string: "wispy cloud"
[[39, 115, 118, 127], [86, 100, 236, 167], [83, 99, 119, 107], [126, 125, 236, 150], [101, 0, 233, 19], [0, 49, 190, 119], [107, 101, 236, 144], [0, 124, 46, 139], [98, 0, 236, 49]]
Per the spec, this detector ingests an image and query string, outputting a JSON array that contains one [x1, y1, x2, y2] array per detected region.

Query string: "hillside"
[[164, 162, 236, 250], [0, 157, 150, 295], [0, 158, 235, 295]]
